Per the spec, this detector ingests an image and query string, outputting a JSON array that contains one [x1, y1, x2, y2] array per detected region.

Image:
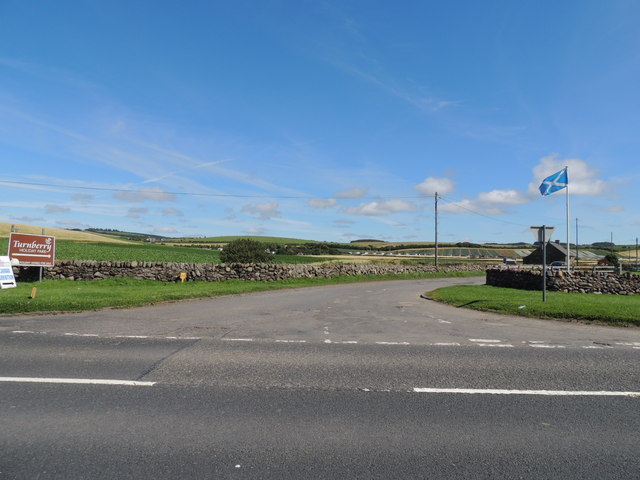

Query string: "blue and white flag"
[[539, 168, 568, 196]]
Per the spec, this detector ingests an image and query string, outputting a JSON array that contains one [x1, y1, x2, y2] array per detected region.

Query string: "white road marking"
[[11, 330, 36, 334], [432, 342, 461, 346], [530, 344, 565, 349], [116, 335, 149, 339], [275, 340, 307, 343], [438, 319, 452, 324], [64, 333, 99, 337], [477, 344, 514, 348], [616, 342, 640, 347], [469, 339, 501, 343], [324, 340, 358, 344], [223, 338, 254, 342], [413, 387, 640, 397], [0, 376, 155, 386], [376, 342, 410, 345]]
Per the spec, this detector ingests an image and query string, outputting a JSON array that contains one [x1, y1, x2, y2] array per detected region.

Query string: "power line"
[[0, 179, 428, 200]]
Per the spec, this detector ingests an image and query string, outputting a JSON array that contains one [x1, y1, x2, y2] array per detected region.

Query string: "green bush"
[[220, 239, 274, 263], [604, 253, 620, 266]]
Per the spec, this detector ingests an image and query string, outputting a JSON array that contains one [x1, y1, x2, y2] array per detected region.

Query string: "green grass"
[[428, 284, 640, 326], [0, 271, 483, 314]]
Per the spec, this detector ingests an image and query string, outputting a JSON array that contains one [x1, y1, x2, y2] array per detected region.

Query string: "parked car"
[[549, 261, 566, 270]]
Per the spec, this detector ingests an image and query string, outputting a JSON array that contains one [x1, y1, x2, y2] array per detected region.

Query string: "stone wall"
[[13, 260, 487, 283], [486, 268, 640, 295]]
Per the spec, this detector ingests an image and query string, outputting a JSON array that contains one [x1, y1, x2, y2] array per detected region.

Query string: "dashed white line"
[[275, 340, 307, 343], [412, 387, 640, 397], [116, 335, 149, 339], [477, 344, 514, 348], [432, 342, 461, 346], [324, 340, 358, 344], [223, 338, 254, 342], [0, 376, 155, 386], [469, 339, 502, 343], [376, 342, 410, 345], [64, 333, 99, 337], [530, 344, 565, 349]]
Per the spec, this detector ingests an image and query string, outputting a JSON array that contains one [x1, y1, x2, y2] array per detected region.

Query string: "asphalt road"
[[1, 277, 640, 478]]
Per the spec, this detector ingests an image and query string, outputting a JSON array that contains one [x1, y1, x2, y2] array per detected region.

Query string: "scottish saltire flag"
[[539, 168, 568, 196]]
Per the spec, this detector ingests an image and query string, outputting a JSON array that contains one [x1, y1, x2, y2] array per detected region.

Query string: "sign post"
[[8, 233, 56, 282], [0, 256, 17, 289], [530, 226, 554, 302]]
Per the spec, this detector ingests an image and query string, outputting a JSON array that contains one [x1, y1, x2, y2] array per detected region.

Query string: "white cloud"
[[477, 189, 529, 205], [308, 198, 337, 208], [530, 155, 608, 196], [241, 202, 280, 220], [597, 205, 624, 213], [113, 187, 176, 203], [11, 216, 44, 223], [71, 193, 95, 203], [154, 227, 177, 234], [414, 177, 456, 196], [44, 204, 70, 213], [160, 208, 184, 216], [344, 199, 417, 216], [126, 207, 148, 219], [335, 187, 368, 199]]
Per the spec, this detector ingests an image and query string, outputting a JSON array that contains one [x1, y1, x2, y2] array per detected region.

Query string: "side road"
[[1, 277, 640, 348]]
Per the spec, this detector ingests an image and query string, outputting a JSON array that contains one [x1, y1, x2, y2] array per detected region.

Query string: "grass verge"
[[0, 271, 483, 314], [427, 285, 640, 326]]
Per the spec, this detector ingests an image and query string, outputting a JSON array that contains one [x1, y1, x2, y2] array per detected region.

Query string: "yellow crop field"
[[0, 222, 131, 243]]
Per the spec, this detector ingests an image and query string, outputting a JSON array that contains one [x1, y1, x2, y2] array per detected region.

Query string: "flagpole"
[[565, 166, 570, 272]]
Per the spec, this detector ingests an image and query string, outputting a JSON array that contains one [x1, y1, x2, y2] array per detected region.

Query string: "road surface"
[[1, 277, 639, 478]]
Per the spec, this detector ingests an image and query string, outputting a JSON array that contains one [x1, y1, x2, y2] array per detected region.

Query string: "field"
[[0, 222, 129, 243], [0, 238, 329, 264], [428, 284, 640, 326]]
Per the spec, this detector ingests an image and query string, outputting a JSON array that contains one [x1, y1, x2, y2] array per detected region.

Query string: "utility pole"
[[434, 192, 439, 270], [575, 218, 579, 266], [542, 225, 548, 302], [611, 232, 614, 253]]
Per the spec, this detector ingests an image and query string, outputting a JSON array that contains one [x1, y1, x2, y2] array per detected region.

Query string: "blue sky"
[[1, 1, 638, 244]]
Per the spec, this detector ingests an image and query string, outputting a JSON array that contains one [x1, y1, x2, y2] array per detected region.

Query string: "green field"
[[428, 284, 640, 326], [0, 271, 483, 314], [0, 238, 328, 264]]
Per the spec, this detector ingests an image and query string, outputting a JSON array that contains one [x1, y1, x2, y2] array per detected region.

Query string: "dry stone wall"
[[486, 268, 640, 295], [14, 260, 486, 283]]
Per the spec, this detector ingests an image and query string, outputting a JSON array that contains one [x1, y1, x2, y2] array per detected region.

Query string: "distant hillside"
[[85, 228, 166, 242], [0, 222, 131, 243], [177, 235, 322, 245]]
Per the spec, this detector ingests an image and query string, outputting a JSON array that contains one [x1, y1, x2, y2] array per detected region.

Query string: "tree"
[[604, 252, 619, 266], [220, 239, 274, 263]]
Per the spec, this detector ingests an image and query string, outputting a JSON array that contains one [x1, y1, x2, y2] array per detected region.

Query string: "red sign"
[[8, 233, 56, 267]]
